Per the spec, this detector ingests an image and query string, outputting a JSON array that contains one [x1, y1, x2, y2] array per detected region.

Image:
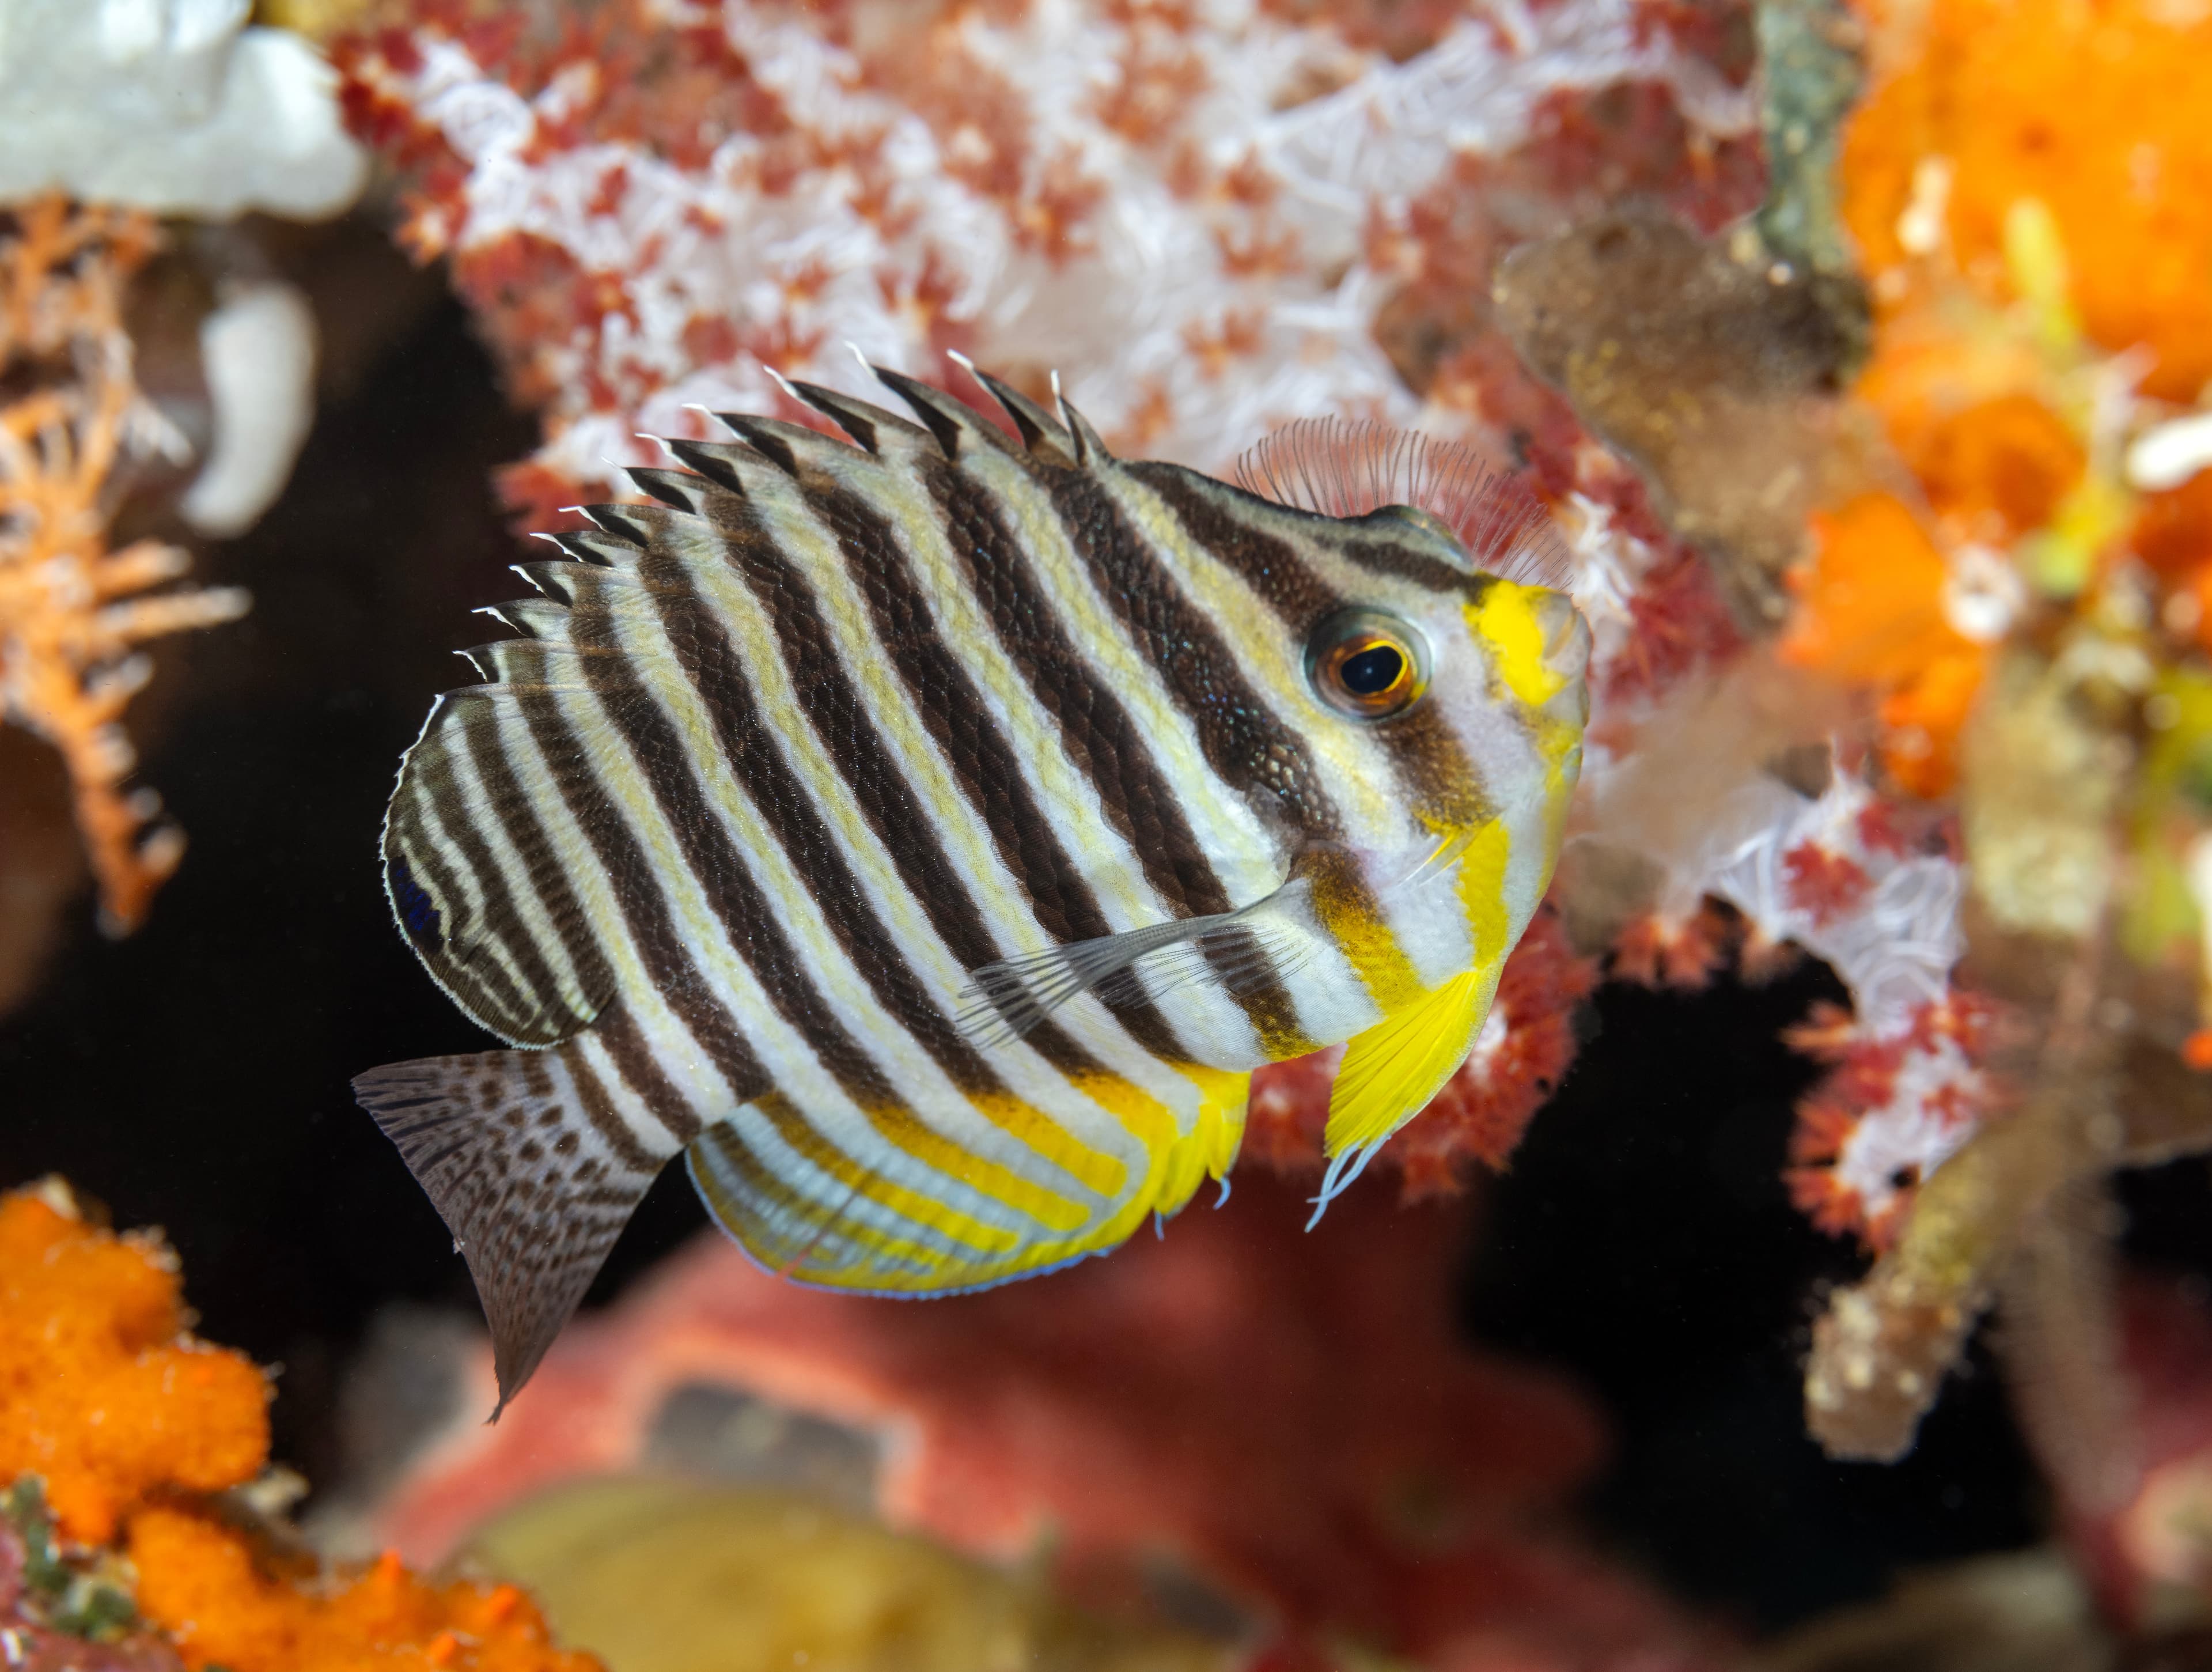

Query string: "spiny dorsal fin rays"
[[626, 464, 724, 517], [660, 437, 759, 497], [534, 528, 639, 569], [946, 350, 1080, 468], [869, 364, 1025, 462], [705, 413, 859, 479], [781, 379, 933, 457], [510, 559, 648, 607], [578, 502, 682, 548], [513, 554, 588, 600], [477, 597, 569, 640], [459, 638, 590, 689], [1051, 371, 1112, 469]]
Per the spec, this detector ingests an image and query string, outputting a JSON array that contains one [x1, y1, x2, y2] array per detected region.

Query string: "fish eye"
[[1306, 608, 1429, 720]]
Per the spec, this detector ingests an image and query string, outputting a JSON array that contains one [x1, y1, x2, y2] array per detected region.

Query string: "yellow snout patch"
[[1469, 583, 1574, 708]]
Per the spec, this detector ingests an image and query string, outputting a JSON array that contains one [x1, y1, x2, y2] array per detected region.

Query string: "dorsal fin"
[[950, 355, 1079, 467], [870, 365, 1021, 461], [1055, 380, 1112, 468], [625, 465, 722, 517], [781, 380, 931, 456], [577, 503, 673, 546], [512, 559, 646, 607], [710, 413, 861, 478], [661, 438, 762, 496], [477, 596, 569, 640], [535, 528, 639, 568]]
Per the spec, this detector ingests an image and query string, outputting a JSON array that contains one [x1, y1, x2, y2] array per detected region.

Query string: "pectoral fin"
[[1310, 964, 1498, 1224], [956, 882, 1315, 1048]]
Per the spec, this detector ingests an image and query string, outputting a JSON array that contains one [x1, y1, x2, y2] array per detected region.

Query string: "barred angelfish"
[[356, 364, 1589, 1409]]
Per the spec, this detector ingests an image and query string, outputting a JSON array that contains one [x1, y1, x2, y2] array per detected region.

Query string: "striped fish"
[[355, 364, 1589, 1409]]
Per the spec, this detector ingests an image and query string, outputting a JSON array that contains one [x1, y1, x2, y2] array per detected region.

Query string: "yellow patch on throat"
[[1455, 818, 1514, 970], [1470, 584, 1569, 708]]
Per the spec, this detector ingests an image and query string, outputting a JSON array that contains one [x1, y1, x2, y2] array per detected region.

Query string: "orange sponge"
[[1783, 493, 1988, 796], [1844, 0, 2212, 402], [129, 1513, 596, 1672], [0, 1185, 268, 1545], [0, 1181, 603, 1672]]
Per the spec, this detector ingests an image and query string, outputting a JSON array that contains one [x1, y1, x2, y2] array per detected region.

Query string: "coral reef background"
[[0, 233, 2077, 1625], [14, 0, 2212, 1662]]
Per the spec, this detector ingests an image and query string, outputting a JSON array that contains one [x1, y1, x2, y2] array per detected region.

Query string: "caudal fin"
[[353, 1046, 677, 1413]]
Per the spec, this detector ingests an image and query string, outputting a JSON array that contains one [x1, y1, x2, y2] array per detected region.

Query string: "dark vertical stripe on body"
[[1031, 466, 1322, 1053], [923, 460, 1228, 920], [1127, 461, 1496, 830], [1041, 468, 1346, 840], [393, 720, 594, 1042], [556, 1045, 666, 1171], [583, 998, 707, 1148], [507, 664, 868, 1133], [794, 472, 1194, 1065], [1125, 463, 1348, 630], [494, 683, 747, 1143], [643, 502, 1111, 1091]]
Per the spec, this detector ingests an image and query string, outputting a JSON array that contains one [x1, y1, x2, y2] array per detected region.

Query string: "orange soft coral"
[[128, 1515, 596, 1672], [1843, 0, 2212, 403], [0, 198, 249, 934], [0, 1183, 268, 1545], [1781, 491, 1988, 796]]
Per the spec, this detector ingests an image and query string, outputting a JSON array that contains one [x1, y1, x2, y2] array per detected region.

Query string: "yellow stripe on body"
[[709, 1097, 1019, 1272], [748, 1066, 1251, 1295], [724, 474, 1141, 1204], [691, 1118, 932, 1281], [1468, 582, 1583, 903], [1302, 847, 1426, 1013], [613, 563, 1101, 1245], [1455, 817, 1516, 971], [750, 1093, 1030, 1257], [819, 453, 1252, 1138]]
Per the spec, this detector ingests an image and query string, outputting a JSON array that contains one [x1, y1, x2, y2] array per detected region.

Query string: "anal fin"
[[353, 1043, 680, 1413]]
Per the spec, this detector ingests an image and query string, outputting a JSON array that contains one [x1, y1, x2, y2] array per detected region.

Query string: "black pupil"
[[1339, 643, 1403, 696]]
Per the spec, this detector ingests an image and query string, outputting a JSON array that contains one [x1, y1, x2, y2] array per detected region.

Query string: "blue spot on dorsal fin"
[[389, 857, 442, 947]]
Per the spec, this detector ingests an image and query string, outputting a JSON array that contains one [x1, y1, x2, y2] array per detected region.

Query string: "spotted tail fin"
[[353, 1044, 681, 1413]]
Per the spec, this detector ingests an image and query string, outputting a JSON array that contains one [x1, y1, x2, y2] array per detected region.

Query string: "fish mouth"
[[1536, 592, 1592, 680]]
